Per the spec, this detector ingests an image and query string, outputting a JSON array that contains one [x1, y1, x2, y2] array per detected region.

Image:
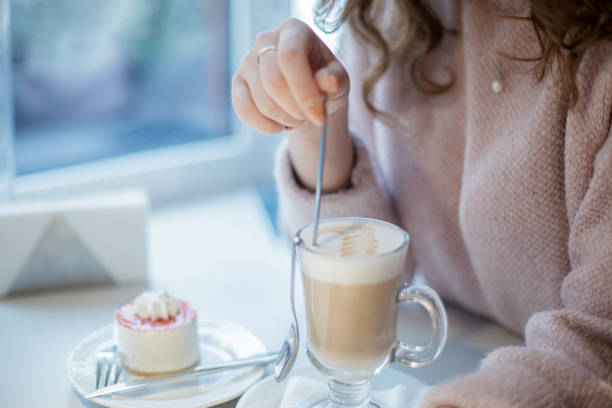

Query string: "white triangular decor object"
[[62, 192, 148, 283], [0, 212, 52, 297], [9, 215, 113, 294]]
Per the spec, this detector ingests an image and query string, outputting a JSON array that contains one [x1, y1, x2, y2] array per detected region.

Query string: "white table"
[[0, 188, 523, 407]]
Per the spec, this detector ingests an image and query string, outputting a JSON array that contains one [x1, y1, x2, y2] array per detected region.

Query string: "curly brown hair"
[[314, 0, 612, 114]]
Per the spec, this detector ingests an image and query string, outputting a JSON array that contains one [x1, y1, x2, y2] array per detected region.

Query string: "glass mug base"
[[306, 400, 383, 408], [299, 348, 389, 408], [295, 377, 384, 408]]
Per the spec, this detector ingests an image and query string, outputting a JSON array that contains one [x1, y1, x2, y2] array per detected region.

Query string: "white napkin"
[[279, 376, 431, 408], [279, 376, 327, 408]]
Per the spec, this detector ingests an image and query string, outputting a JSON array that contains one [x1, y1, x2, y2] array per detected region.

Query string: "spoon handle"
[[312, 94, 328, 246], [86, 352, 279, 398]]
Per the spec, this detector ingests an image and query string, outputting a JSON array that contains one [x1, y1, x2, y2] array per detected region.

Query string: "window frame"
[[13, 0, 287, 204]]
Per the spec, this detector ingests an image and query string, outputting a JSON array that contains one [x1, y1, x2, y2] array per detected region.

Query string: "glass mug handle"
[[392, 283, 448, 368]]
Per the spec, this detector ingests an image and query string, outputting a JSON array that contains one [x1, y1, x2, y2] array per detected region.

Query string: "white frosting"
[[133, 291, 180, 321]]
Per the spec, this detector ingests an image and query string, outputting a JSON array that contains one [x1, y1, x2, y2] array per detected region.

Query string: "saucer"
[[67, 320, 267, 408], [237, 365, 429, 408]]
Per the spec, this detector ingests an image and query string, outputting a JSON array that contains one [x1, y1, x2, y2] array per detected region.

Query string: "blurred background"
[[12, 0, 231, 174], [6, 0, 340, 224]]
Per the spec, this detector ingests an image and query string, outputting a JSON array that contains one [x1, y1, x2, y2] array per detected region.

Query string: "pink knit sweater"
[[275, 0, 612, 406]]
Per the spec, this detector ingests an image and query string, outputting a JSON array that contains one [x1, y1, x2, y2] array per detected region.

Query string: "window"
[[10, 0, 290, 203], [12, 1, 231, 174]]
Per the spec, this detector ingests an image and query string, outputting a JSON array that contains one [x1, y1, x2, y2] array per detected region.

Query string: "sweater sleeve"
[[274, 136, 398, 240], [422, 48, 612, 408]]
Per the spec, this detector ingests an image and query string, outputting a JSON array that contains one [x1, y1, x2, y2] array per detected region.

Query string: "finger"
[[231, 75, 284, 134], [258, 48, 305, 122], [314, 60, 349, 100], [277, 23, 326, 126], [253, 30, 275, 51], [244, 67, 303, 128], [314, 60, 350, 115]]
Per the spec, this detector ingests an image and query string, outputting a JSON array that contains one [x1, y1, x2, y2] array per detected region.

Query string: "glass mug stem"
[[327, 378, 371, 407]]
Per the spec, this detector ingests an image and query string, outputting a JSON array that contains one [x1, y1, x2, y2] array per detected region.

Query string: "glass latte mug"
[[293, 217, 447, 408]]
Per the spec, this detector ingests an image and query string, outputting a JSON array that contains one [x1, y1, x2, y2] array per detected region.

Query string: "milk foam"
[[299, 219, 407, 285]]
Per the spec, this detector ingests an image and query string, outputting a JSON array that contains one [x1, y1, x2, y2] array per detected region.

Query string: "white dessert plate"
[[237, 365, 429, 408], [67, 320, 268, 408]]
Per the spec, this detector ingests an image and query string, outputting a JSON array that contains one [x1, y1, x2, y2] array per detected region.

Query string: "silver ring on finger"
[[257, 46, 276, 67]]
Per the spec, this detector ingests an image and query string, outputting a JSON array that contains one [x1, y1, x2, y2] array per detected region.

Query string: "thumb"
[[314, 60, 349, 109]]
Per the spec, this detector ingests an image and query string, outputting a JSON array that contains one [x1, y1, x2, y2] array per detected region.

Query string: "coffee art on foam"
[[300, 219, 407, 285], [304, 220, 404, 257], [312, 225, 380, 256]]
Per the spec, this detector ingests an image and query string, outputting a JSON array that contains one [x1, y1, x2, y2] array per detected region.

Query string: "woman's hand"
[[232, 18, 349, 132], [231, 18, 354, 192]]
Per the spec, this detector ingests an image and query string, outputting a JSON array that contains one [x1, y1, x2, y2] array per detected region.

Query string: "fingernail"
[[307, 103, 324, 126], [325, 73, 339, 92]]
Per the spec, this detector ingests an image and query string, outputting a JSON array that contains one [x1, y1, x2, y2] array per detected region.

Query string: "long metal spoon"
[[311, 93, 328, 246], [274, 95, 328, 382]]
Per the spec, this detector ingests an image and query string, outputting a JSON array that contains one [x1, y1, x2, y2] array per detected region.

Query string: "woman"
[[232, 1, 612, 406]]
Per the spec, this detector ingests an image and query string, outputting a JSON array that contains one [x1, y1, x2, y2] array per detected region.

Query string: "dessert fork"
[[96, 347, 123, 390]]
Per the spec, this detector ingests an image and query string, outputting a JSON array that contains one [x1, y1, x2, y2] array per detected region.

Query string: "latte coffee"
[[298, 218, 408, 372]]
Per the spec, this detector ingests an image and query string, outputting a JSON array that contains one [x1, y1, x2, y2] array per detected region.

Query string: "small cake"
[[114, 291, 199, 375]]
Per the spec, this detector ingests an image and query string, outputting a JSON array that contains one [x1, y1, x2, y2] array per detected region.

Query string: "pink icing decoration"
[[116, 300, 196, 331]]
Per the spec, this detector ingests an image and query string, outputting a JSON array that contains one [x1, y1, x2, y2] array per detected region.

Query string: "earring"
[[491, 60, 505, 94]]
